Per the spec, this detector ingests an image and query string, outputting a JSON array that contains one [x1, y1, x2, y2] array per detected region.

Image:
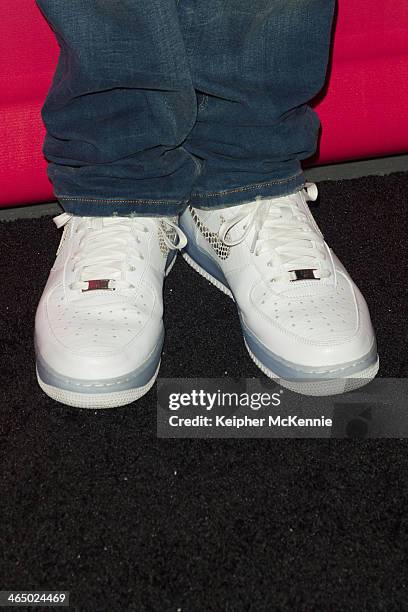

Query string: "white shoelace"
[[218, 183, 331, 282], [54, 214, 187, 291]]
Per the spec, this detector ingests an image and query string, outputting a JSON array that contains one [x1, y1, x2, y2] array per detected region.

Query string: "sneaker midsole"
[[35, 333, 164, 394], [242, 320, 378, 380]]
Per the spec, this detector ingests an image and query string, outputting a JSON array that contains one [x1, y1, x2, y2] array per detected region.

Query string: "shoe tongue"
[[89, 217, 103, 230], [267, 193, 307, 222], [88, 217, 128, 230]]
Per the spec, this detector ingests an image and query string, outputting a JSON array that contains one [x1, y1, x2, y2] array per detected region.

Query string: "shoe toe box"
[[248, 271, 376, 369], [35, 284, 163, 381]]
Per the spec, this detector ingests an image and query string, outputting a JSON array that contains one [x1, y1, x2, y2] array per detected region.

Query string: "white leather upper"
[[181, 188, 376, 368], [35, 215, 178, 380]]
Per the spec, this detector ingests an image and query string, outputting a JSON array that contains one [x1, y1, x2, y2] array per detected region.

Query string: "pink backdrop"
[[1, 1, 407, 207]]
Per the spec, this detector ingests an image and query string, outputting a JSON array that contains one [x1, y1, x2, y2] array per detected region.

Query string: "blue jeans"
[[36, 0, 336, 217]]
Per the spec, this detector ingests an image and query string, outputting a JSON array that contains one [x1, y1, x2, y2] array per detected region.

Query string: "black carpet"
[[1, 173, 407, 611]]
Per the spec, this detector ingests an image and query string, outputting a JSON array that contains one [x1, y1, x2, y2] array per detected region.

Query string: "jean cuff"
[[56, 195, 190, 218], [188, 170, 305, 210]]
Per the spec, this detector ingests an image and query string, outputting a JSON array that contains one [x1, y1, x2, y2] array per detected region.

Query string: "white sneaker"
[[35, 213, 186, 408], [180, 184, 379, 396]]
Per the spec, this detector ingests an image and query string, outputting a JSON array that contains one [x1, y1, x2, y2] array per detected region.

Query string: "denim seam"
[[56, 196, 181, 205], [190, 171, 304, 199]]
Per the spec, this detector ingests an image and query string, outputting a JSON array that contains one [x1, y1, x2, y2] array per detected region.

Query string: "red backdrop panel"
[[1, 1, 407, 207]]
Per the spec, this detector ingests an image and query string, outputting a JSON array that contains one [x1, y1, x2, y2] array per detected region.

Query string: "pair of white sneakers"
[[35, 184, 379, 408]]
